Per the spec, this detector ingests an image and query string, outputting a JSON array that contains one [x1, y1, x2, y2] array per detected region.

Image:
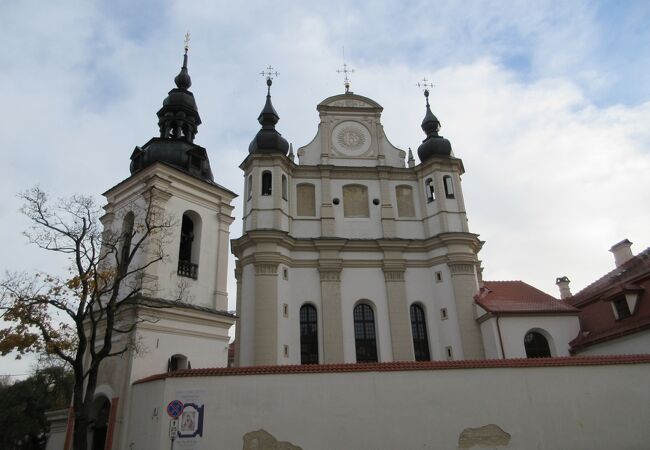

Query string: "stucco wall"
[[127, 361, 650, 450]]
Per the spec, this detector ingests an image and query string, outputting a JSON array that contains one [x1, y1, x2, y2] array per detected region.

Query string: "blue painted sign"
[[166, 399, 184, 418]]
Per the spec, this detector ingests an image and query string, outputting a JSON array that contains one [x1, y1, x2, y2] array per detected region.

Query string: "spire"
[[129, 36, 214, 183], [248, 66, 289, 155], [407, 147, 415, 168], [416, 78, 451, 162], [174, 33, 192, 90]]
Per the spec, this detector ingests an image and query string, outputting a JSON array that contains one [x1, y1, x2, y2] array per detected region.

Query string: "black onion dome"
[[248, 79, 289, 155], [417, 91, 452, 162], [129, 48, 214, 183]]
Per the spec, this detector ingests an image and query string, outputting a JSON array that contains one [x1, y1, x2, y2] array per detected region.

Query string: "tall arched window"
[[90, 396, 110, 450], [282, 174, 288, 200], [443, 175, 455, 198], [261, 171, 272, 196], [425, 178, 435, 202], [410, 304, 430, 361], [119, 211, 134, 275], [300, 304, 318, 364], [178, 212, 201, 279], [354, 303, 378, 362], [247, 175, 253, 200], [524, 331, 551, 358]]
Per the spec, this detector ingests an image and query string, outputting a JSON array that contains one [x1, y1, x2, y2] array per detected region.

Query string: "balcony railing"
[[177, 260, 198, 279]]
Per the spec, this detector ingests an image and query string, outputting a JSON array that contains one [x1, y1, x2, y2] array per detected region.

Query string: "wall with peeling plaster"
[[127, 363, 650, 450]]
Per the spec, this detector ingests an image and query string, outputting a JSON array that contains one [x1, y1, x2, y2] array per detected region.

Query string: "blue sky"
[[1, 1, 649, 376]]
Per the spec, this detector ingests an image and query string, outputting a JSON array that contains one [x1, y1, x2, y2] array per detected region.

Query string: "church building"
[[232, 75, 485, 366]]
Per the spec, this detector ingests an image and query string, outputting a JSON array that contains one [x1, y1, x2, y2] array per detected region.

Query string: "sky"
[[1, 0, 649, 377]]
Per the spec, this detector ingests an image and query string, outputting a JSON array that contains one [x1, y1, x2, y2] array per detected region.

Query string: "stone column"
[[378, 168, 396, 238], [381, 243, 414, 361], [253, 262, 279, 365], [319, 268, 344, 363], [316, 240, 345, 363], [448, 262, 485, 359]]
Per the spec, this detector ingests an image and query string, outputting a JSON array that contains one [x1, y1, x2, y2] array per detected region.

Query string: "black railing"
[[177, 260, 198, 279]]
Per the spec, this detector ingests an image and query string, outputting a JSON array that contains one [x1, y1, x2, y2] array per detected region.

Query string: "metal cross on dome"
[[184, 32, 191, 53], [260, 65, 280, 82], [337, 62, 355, 94], [417, 77, 435, 105]]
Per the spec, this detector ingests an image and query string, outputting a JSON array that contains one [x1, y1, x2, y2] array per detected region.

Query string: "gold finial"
[[184, 32, 191, 53]]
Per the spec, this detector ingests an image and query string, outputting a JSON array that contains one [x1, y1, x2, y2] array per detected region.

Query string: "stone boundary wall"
[[128, 356, 650, 450]]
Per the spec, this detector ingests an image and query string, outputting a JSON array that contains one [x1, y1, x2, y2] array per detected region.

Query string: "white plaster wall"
[[340, 268, 392, 362], [495, 315, 581, 358], [291, 219, 320, 238], [127, 363, 650, 450], [130, 324, 230, 381], [330, 179, 383, 239], [575, 329, 650, 356], [276, 264, 292, 364], [480, 319, 503, 359], [404, 266, 464, 360]]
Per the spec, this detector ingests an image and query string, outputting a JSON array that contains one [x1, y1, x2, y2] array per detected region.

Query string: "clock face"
[[332, 121, 371, 156]]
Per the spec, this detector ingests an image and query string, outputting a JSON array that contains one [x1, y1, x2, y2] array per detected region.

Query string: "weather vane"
[[337, 47, 355, 93], [417, 77, 435, 105], [184, 32, 191, 53], [260, 65, 279, 94]]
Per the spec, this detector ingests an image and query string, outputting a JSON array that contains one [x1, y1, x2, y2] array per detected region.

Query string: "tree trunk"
[[72, 409, 89, 450]]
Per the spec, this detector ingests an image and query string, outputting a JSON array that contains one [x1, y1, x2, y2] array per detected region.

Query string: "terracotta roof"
[[568, 247, 650, 306], [570, 315, 650, 351], [133, 354, 650, 385], [474, 281, 578, 314]]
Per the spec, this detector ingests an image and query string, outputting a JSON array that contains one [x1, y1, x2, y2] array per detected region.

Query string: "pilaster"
[[315, 240, 345, 363], [253, 262, 279, 365], [447, 261, 484, 359]]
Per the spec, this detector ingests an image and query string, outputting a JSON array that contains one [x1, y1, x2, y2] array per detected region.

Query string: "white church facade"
[[45, 49, 650, 450]]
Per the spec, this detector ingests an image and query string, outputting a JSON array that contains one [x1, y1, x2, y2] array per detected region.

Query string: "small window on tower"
[[261, 171, 272, 196], [425, 178, 435, 203], [282, 303, 289, 318], [247, 175, 253, 200], [440, 308, 448, 320], [443, 175, 455, 199], [435, 271, 443, 282], [613, 298, 631, 319], [282, 175, 288, 200], [445, 346, 454, 360]]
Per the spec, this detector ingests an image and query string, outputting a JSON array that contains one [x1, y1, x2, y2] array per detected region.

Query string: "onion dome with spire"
[[129, 41, 214, 182], [248, 70, 289, 155], [417, 88, 452, 162]]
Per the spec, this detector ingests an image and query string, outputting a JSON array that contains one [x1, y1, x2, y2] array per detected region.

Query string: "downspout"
[[496, 314, 506, 359]]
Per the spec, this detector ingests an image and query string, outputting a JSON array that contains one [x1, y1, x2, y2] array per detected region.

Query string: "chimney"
[[610, 239, 634, 267], [555, 276, 572, 299]]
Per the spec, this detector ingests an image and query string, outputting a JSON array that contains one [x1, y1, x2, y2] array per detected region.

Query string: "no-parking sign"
[[166, 399, 184, 418]]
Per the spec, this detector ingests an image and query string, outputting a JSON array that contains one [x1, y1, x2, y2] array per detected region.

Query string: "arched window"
[[90, 396, 110, 450], [296, 183, 316, 216], [396, 185, 415, 217], [282, 174, 288, 200], [300, 304, 318, 364], [410, 304, 430, 361], [168, 354, 189, 372], [524, 331, 551, 358], [354, 303, 378, 362], [119, 211, 134, 275], [247, 175, 253, 200], [425, 178, 435, 203], [343, 184, 369, 218], [178, 212, 201, 279], [443, 175, 455, 198], [261, 171, 272, 196]]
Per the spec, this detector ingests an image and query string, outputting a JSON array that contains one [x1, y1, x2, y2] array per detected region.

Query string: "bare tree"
[[0, 186, 173, 450]]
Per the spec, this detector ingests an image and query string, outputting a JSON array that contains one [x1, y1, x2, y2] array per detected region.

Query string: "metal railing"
[[177, 260, 198, 279]]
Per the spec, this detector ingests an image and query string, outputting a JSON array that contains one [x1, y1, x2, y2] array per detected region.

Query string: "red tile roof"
[[474, 281, 578, 314], [566, 247, 650, 351], [133, 354, 650, 385]]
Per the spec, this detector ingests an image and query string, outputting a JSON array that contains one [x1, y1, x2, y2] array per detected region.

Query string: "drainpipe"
[[496, 314, 506, 359]]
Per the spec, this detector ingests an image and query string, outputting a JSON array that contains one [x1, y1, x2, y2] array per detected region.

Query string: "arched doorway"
[[524, 331, 551, 358], [89, 396, 110, 450]]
